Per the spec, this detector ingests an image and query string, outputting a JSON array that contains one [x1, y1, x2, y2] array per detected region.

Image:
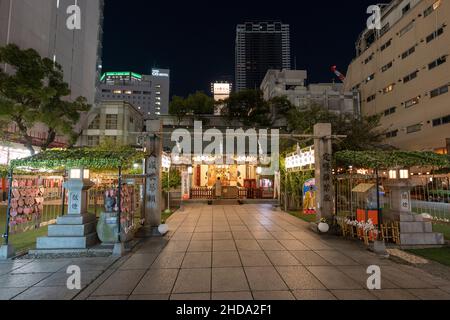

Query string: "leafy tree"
[[222, 89, 295, 127], [169, 92, 214, 124], [185, 91, 214, 115], [162, 170, 181, 191], [285, 104, 387, 152], [169, 95, 189, 124], [0, 44, 90, 155], [222, 89, 270, 127]]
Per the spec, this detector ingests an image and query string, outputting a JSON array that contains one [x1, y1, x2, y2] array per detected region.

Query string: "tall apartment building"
[[261, 69, 359, 115], [97, 69, 170, 117], [344, 0, 449, 153], [235, 21, 291, 92], [0, 0, 104, 162]]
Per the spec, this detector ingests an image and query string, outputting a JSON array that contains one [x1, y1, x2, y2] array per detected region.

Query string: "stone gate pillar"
[[314, 123, 334, 222], [144, 120, 163, 235]]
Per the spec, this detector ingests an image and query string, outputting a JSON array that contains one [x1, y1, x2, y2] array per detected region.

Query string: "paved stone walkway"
[[79, 204, 450, 300], [1, 204, 450, 300]]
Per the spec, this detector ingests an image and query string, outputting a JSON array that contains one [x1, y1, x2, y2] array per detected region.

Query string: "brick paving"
[[1, 204, 450, 300]]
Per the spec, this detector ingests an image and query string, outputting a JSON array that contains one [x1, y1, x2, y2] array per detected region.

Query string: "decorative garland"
[[334, 150, 450, 169], [10, 147, 146, 171]]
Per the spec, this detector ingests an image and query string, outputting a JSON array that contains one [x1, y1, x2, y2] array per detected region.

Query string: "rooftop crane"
[[331, 65, 346, 82]]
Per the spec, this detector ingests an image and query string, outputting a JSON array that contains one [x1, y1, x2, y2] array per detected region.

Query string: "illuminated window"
[[124, 90, 132, 95], [383, 84, 394, 94], [424, 1, 441, 17], [404, 96, 420, 108], [113, 90, 122, 94]]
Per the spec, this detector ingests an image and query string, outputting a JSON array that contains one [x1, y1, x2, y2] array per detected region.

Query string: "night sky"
[[102, 0, 382, 98]]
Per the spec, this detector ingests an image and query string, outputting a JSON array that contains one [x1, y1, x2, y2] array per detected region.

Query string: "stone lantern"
[[35, 168, 98, 252], [385, 168, 444, 245]]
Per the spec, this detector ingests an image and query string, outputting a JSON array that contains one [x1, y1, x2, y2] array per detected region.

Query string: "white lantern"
[[399, 169, 409, 179], [69, 168, 90, 180], [158, 224, 169, 235], [318, 222, 330, 233], [388, 170, 397, 180]]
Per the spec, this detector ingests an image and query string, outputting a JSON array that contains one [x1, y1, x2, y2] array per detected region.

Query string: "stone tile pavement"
[[1, 204, 450, 300]]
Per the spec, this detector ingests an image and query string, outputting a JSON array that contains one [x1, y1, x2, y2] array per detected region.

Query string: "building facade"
[[81, 101, 144, 147], [344, 0, 449, 153], [261, 69, 359, 115], [97, 69, 170, 117], [235, 21, 291, 92], [0, 0, 104, 105]]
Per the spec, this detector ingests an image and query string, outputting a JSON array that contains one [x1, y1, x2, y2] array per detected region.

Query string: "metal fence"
[[335, 173, 450, 242]]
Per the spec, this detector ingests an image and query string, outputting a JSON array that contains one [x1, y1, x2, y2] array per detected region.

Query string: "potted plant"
[[318, 218, 330, 233]]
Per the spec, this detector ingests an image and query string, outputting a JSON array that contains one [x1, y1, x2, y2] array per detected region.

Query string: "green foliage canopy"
[[335, 150, 450, 169], [0, 44, 91, 154], [10, 147, 145, 171]]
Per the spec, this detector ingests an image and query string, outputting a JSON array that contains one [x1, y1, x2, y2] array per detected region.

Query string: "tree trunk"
[[41, 128, 57, 151], [15, 117, 36, 156]]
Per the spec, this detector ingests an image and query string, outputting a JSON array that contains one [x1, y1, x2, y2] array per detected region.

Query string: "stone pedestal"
[[386, 180, 444, 246], [35, 175, 98, 251], [313, 123, 334, 222], [144, 120, 163, 229], [0, 245, 15, 260]]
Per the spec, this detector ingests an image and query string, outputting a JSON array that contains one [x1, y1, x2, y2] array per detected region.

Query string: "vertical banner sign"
[[69, 191, 81, 214], [181, 172, 190, 200], [147, 156, 158, 209]]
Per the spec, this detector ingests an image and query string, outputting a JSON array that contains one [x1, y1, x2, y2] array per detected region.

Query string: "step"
[[57, 214, 96, 225], [36, 233, 98, 250], [48, 221, 97, 237], [400, 213, 424, 222], [400, 232, 445, 246], [400, 221, 433, 233]]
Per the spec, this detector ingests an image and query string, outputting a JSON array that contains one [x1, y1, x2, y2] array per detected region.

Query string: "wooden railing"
[[190, 187, 214, 199], [190, 187, 274, 200]]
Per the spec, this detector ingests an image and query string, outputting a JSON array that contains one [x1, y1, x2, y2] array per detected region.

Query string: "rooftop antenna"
[[294, 56, 297, 70]]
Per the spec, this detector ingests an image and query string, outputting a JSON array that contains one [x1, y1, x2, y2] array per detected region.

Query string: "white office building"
[[261, 69, 360, 115], [97, 69, 170, 116]]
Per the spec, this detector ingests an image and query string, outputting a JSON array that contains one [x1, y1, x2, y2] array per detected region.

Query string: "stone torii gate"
[[285, 123, 345, 223], [142, 120, 164, 236], [140, 121, 343, 234]]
